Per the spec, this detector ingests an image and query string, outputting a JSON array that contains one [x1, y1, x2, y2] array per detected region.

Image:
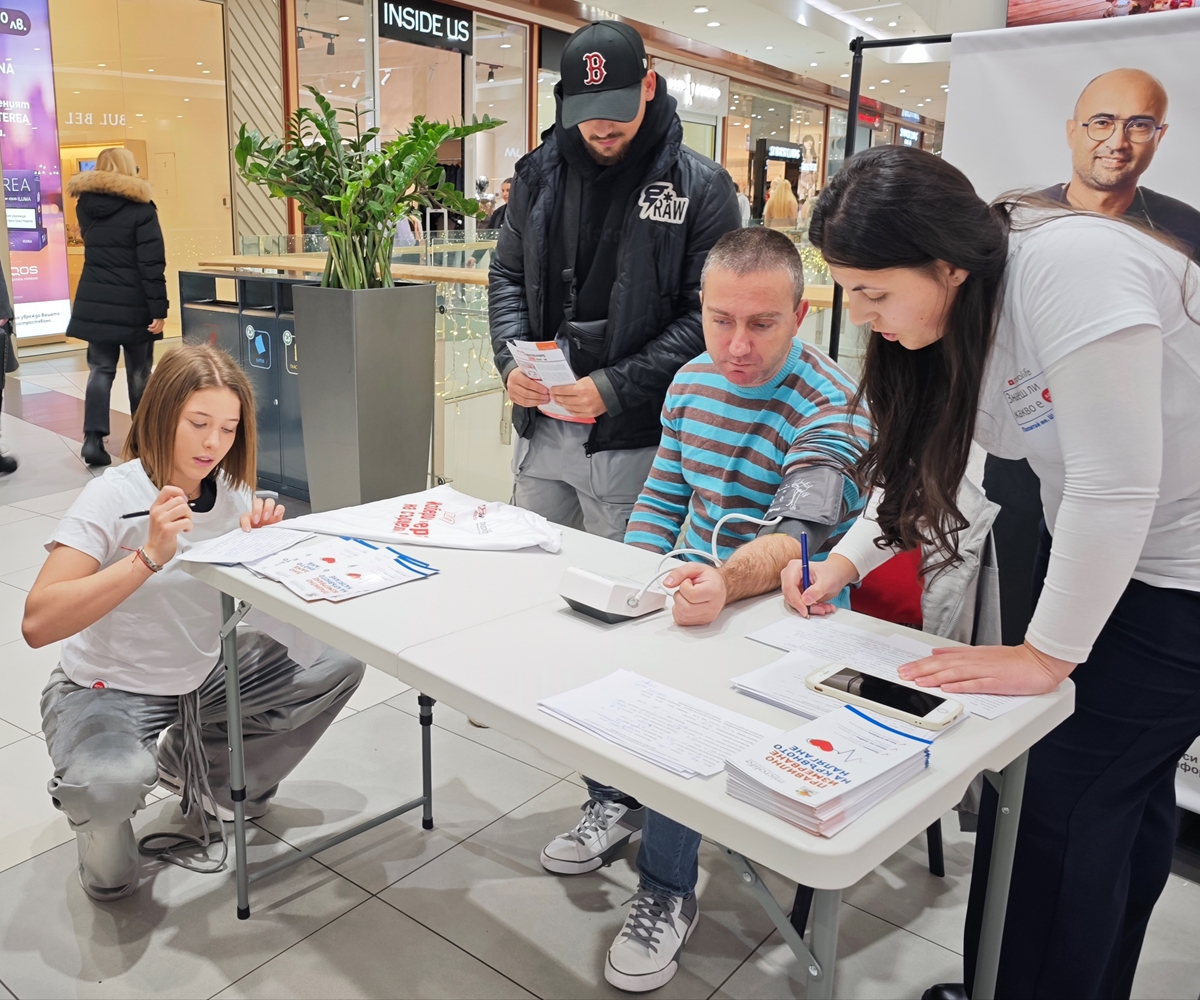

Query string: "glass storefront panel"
[[536, 67, 558, 139], [727, 83, 825, 213], [294, 0, 370, 118], [472, 16, 527, 207], [50, 0, 232, 339], [825, 107, 847, 179]]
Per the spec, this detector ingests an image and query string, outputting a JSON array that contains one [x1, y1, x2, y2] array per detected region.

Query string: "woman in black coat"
[[66, 147, 168, 466]]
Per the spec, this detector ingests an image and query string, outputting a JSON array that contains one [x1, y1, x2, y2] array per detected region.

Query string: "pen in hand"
[[800, 531, 811, 593]]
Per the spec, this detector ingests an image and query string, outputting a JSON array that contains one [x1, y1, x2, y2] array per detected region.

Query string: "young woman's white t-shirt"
[[833, 212, 1200, 662], [49, 460, 252, 695]]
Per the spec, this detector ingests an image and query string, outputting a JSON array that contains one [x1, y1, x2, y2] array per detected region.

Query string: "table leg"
[[807, 889, 841, 1000], [418, 695, 435, 830], [220, 593, 251, 920], [972, 749, 1029, 1000]]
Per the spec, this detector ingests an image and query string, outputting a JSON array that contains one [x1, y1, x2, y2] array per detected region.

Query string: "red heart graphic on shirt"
[[808, 739, 835, 752], [322, 557, 337, 563]]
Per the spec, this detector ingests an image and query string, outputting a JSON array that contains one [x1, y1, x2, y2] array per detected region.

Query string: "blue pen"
[[800, 531, 811, 593]]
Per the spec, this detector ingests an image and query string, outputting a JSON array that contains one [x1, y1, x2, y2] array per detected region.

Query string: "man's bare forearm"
[[719, 533, 802, 605]]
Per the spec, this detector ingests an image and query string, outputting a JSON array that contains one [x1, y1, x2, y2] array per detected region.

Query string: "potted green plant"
[[233, 90, 503, 510]]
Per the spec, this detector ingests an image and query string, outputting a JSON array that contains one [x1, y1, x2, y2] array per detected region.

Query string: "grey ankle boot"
[[76, 821, 139, 901]]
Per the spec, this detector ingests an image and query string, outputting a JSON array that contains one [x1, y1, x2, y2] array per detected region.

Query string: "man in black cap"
[[490, 19, 740, 542]]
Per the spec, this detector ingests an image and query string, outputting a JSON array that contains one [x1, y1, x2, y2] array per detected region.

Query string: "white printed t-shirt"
[[974, 213, 1200, 593], [49, 460, 252, 696]]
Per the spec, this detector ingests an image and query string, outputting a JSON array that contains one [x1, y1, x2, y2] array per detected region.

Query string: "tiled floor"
[[0, 352, 1198, 998]]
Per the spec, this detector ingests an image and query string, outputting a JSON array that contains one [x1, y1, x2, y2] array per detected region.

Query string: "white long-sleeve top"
[[832, 214, 1200, 663]]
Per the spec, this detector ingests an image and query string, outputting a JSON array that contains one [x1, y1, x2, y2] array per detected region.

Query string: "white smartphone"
[[805, 662, 964, 731]]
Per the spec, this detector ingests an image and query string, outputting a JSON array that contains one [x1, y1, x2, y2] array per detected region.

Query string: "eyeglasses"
[[1081, 115, 1164, 144]]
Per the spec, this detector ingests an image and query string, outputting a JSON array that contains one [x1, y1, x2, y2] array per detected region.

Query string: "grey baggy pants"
[[512, 417, 656, 541], [41, 630, 364, 892]]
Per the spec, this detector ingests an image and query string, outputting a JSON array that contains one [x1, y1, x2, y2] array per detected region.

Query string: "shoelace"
[[619, 889, 679, 954], [566, 797, 617, 845], [136, 689, 229, 873]]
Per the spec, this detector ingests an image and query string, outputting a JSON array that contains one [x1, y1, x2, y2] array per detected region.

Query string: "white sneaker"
[[540, 798, 644, 874], [605, 888, 699, 992], [76, 823, 140, 902]]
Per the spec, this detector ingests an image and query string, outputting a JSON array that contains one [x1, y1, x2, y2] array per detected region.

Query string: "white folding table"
[[186, 529, 1073, 1000]]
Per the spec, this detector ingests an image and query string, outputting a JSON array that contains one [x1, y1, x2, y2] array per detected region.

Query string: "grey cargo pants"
[[512, 417, 656, 541], [41, 629, 364, 895]]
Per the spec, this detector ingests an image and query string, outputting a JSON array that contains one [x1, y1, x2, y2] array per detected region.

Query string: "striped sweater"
[[624, 339, 870, 562]]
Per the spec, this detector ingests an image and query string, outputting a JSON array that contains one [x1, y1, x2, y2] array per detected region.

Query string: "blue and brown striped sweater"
[[624, 339, 871, 561]]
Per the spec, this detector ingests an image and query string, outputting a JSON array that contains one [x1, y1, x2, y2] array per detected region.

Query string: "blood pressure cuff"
[[758, 464, 849, 552]]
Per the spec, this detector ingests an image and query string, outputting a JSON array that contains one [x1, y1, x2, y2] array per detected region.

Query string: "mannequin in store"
[[762, 176, 799, 227], [66, 147, 168, 468], [788, 144, 1200, 999]]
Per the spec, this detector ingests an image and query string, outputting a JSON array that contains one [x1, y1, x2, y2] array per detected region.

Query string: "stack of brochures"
[[725, 705, 930, 837], [245, 536, 437, 602]]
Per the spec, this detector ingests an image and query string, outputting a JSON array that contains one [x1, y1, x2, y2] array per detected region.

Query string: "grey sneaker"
[[540, 798, 644, 875], [76, 822, 139, 902], [605, 888, 699, 992]]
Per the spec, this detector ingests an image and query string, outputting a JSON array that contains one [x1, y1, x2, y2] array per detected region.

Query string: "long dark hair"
[[809, 146, 1009, 573]]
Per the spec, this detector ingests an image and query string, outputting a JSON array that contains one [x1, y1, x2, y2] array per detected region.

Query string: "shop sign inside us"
[[378, 0, 472, 54]]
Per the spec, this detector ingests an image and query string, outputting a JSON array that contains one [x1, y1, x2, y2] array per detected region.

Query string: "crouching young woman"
[[23, 344, 364, 902]]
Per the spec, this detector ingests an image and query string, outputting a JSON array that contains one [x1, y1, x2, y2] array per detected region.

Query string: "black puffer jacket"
[[489, 90, 741, 454], [66, 170, 168, 345]]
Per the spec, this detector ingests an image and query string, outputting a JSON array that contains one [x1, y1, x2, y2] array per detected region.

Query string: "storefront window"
[[472, 16, 527, 211], [535, 27, 569, 140], [50, 0, 232, 339], [295, 0, 370, 118], [727, 83, 825, 215], [825, 107, 847, 178]]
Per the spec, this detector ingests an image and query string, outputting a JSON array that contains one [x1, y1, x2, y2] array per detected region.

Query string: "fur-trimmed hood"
[[67, 169, 153, 203]]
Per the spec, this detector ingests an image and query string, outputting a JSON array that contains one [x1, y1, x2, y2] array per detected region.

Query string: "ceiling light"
[[339, 83, 346, 87], [489, 103, 494, 107], [147, 68, 154, 72], [338, 14, 350, 20], [73, 90, 80, 94], [840, 73, 849, 78], [326, 39, 335, 55], [203, 69, 211, 73], [296, 30, 305, 49], [706, 21, 720, 27], [765, 45, 773, 50], [693, 4, 709, 11], [500, 42, 511, 48], [888, 20, 897, 26], [868, 85, 875, 90], [487, 66, 495, 82], [810, 61, 818, 67], [881, 78, 890, 83], [184, 98, 190, 102], [358, 37, 366, 43], [865, 16, 873, 21], [197, 62, 203, 66], [98, 63, 106, 67], [135, 113, 143, 117], [743, 123, 749, 128], [768, 107, 774, 111], [177, 115, 182, 118], [899, 88, 906, 93]]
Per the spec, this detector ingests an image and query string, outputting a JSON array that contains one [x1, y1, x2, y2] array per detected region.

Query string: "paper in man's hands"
[[508, 340, 595, 424]]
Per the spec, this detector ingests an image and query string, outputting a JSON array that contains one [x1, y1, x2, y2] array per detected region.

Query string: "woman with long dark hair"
[[780, 145, 1200, 998]]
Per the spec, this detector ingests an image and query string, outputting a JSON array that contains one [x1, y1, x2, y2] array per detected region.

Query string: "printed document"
[[746, 617, 1030, 720], [178, 526, 311, 564], [508, 340, 595, 424], [539, 670, 782, 778]]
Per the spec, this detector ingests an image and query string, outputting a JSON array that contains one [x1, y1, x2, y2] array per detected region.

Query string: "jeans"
[[962, 527, 1200, 999], [585, 777, 701, 897], [84, 340, 155, 436]]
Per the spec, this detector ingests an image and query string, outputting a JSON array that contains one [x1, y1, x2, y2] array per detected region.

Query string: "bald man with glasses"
[[1040, 67, 1200, 261]]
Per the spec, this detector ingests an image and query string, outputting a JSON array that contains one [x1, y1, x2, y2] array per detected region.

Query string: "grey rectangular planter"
[[293, 283, 435, 512]]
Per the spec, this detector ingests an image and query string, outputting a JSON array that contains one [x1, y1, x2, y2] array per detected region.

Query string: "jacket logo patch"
[[638, 182, 689, 224], [582, 52, 606, 86]]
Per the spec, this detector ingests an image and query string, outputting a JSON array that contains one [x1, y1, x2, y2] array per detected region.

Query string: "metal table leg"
[[719, 847, 836, 995], [218, 594, 437, 919], [219, 593, 251, 919], [973, 750, 1029, 1000], [807, 889, 842, 1000]]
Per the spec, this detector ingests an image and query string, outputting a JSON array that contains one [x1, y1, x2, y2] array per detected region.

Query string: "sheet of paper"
[[178, 526, 312, 564], [508, 340, 596, 424], [746, 617, 1030, 721], [539, 670, 782, 778], [246, 537, 437, 602]]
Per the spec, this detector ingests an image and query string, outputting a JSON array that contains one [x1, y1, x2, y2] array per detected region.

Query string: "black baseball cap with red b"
[[559, 21, 649, 129]]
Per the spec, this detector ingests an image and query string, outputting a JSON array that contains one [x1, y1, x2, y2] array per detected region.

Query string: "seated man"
[[539, 227, 871, 992]]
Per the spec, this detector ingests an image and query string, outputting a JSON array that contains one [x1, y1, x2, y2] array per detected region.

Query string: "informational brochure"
[[508, 340, 595, 424], [746, 617, 1030, 721], [725, 705, 931, 837], [245, 536, 437, 602]]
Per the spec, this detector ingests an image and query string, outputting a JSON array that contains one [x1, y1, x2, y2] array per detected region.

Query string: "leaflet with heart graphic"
[[725, 705, 930, 837], [244, 536, 437, 602]]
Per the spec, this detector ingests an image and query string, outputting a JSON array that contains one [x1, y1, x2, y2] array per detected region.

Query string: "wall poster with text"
[[0, 1, 71, 337]]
